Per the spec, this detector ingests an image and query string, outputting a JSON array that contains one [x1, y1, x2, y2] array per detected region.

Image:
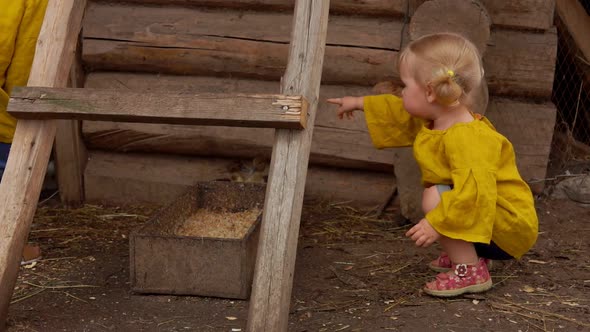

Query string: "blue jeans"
[[0, 143, 10, 181]]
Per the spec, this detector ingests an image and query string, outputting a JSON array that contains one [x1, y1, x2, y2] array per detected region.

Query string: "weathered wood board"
[[130, 181, 265, 299], [84, 3, 404, 50], [55, 40, 87, 206], [9, 87, 309, 129], [96, 0, 422, 18], [481, 0, 554, 31], [409, 0, 491, 55], [94, 0, 555, 30], [84, 151, 395, 208], [0, 0, 87, 325], [83, 72, 394, 171], [484, 28, 557, 99], [82, 3, 557, 98]]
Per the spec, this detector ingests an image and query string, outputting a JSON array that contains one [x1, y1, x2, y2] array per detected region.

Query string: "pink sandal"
[[424, 258, 493, 297], [429, 252, 492, 272]]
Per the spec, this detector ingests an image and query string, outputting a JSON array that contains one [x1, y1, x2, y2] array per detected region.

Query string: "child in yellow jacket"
[[328, 33, 538, 297], [1, 0, 48, 264]]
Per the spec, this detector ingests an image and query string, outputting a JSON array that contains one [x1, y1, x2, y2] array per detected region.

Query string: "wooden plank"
[[95, 0, 418, 17], [81, 5, 557, 98], [9, 88, 309, 129], [0, 0, 87, 325], [394, 99, 557, 221], [485, 99, 557, 193], [484, 28, 557, 99], [82, 121, 393, 171], [409, 0, 491, 55], [82, 72, 394, 171], [97, 0, 555, 30], [83, 151, 394, 207], [247, 1, 329, 330], [83, 38, 396, 89], [55, 39, 87, 206], [556, 0, 590, 62], [482, 0, 554, 31], [54, 118, 87, 205], [84, 3, 404, 50]]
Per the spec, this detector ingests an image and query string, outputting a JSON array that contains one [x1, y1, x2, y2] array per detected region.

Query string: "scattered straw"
[[305, 299, 360, 312], [490, 296, 590, 328], [384, 297, 408, 312], [10, 289, 46, 304], [23, 281, 98, 289], [60, 291, 89, 303], [156, 316, 192, 327]]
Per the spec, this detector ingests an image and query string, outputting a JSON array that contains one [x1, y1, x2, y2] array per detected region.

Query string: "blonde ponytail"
[[430, 68, 463, 106], [399, 33, 484, 108]]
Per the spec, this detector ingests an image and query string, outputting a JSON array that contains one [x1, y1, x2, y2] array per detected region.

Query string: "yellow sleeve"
[[425, 126, 502, 243], [0, 0, 48, 143], [363, 94, 424, 149]]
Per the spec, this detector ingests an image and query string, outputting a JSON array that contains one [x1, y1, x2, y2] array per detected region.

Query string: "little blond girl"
[[328, 33, 538, 297]]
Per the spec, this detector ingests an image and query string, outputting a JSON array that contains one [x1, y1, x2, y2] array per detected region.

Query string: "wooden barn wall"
[[84, 151, 395, 207], [101, 0, 555, 30], [80, 0, 558, 206], [83, 72, 556, 189], [83, 73, 393, 171], [82, 3, 557, 99]]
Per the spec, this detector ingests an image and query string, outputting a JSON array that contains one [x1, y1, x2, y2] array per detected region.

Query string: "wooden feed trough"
[[130, 181, 265, 299]]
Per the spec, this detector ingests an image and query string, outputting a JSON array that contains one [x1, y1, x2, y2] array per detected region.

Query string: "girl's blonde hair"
[[399, 33, 484, 107]]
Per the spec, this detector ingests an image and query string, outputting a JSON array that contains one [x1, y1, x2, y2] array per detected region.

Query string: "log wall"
[[101, 0, 555, 30], [83, 73, 393, 171], [83, 72, 556, 186], [84, 151, 395, 207], [78, 0, 558, 208], [82, 3, 557, 98]]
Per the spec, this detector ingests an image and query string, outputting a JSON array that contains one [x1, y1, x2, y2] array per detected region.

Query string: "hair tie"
[[447, 69, 455, 78]]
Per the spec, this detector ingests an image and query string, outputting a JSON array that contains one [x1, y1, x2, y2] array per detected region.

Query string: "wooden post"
[[54, 118, 86, 206], [247, 1, 330, 331], [0, 1, 87, 327], [55, 38, 87, 206]]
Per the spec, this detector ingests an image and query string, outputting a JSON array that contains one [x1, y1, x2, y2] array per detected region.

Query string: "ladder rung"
[[8, 87, 308, 129]]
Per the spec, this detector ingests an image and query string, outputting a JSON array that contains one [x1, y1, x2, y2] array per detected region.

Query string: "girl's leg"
[[421, 186, 492, 296], [423, 185, 478, 265], [423, 186, 451, 271], [439, 236, 478, 265], [421, 185, 441, 214]]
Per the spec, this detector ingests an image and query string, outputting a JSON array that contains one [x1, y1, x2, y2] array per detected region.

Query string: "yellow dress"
[[364, 94, 538, 259], [0, 0, 48, 143]]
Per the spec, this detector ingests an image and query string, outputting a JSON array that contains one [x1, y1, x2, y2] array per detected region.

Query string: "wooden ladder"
[[0, 1, 330, 331]]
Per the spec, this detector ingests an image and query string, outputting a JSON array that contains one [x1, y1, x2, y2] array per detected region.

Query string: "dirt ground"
[[6, 194, 590, 332]]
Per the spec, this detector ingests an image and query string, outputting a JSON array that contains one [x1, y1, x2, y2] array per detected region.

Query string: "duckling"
[[229, 156, 269, 183]]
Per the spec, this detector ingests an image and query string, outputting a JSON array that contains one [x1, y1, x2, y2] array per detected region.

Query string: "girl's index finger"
[[326, 98, 342, 105]]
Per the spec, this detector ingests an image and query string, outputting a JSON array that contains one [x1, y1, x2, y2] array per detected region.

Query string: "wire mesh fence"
[[548, 9, 590, 181]]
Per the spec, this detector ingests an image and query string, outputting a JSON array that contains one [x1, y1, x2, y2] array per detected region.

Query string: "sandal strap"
[[427, 258, 491, 292], [434, 252, 451, 268]]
